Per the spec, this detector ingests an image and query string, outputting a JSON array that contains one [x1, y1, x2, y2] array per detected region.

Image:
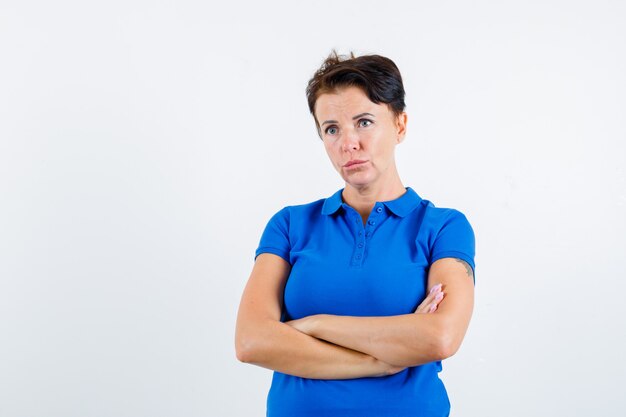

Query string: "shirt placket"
[[347, 203, 385, 267]]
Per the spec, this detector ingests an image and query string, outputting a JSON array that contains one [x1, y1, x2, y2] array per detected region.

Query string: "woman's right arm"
[[235, 253, 404, 380]]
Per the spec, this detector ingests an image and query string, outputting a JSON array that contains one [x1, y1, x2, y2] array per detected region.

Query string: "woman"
[[235, 51, 476, 417]]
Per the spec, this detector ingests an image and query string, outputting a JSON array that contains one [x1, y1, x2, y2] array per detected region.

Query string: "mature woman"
[[235, 51, 476, 417]]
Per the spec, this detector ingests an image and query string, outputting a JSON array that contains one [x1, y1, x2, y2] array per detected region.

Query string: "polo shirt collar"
[[321, 187, 422, 217], [321, 189, 344, 215], [382, 187, 422, 217]]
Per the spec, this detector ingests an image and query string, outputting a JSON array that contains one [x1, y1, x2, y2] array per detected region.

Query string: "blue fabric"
[[255, 187, 475, 417]]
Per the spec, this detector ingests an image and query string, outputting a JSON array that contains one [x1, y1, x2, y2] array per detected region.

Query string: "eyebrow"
[[321, 112, 375, 126]]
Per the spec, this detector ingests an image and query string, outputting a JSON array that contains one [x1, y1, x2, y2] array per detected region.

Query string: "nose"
[[341, 128, 360, 152]]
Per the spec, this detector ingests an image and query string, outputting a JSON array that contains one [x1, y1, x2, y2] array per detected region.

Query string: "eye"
[[325, 125, 338, 135], [358, 119, 373, 127]]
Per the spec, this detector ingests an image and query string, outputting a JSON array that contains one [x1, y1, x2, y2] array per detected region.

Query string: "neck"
[[341, 169, 406, 222]]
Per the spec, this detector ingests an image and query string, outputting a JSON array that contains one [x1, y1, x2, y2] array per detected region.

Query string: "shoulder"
[[412, 196, 475, 254], [264, 196, 328, 228], [285, 197, 327, 216], [417, 197, 472, 231], [415, 197, 475, 269]]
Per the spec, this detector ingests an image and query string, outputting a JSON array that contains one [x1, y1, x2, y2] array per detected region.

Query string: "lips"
[[344, 159, 367, 168]]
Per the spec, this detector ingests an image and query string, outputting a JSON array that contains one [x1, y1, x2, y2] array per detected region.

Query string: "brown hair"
[[306, 50, 406, 135]]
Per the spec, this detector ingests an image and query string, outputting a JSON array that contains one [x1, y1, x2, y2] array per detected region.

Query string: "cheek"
[[324, 143, 340, 158], [371, 142, 396, 166], [323, 146, 339, 167]]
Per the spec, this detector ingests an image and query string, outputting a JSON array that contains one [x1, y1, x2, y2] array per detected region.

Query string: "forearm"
[[306, 313, 451, 368], [295, 260, 475, 368], [236, 318, 403, 379]]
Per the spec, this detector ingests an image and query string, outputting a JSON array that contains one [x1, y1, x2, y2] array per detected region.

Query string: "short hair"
[[306, 50, 406, 134]]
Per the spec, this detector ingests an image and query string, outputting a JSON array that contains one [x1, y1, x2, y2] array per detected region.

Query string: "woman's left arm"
[[286, 257, 474, 367]]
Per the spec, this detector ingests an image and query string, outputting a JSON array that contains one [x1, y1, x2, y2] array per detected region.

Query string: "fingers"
[[428, 290, 444, 312], [429, 283, 443, 296], [415, 283, 445, 314]]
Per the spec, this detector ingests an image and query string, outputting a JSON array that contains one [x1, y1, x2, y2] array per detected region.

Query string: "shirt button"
[[368, 220, 375, 226], [358, 231, 363, 236], [358, 243, 363, 248], [355, 254, 362, 259], [376, 207, 383, 213]]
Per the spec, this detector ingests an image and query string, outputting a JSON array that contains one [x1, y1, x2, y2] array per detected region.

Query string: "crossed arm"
[[235, 253, 474, 379]]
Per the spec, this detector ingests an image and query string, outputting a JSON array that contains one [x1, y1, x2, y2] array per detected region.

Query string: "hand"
[[415, 283, 445, 314]]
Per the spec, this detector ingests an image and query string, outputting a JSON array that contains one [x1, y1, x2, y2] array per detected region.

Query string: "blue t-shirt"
[[255, 187, 475, 417]]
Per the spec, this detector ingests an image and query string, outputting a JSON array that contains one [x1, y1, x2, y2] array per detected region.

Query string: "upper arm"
[[236, 206, 293, 360], [239, 206, 292, 325], [427, 257, 475, 357], [235, 253, 291, 361], [236, 253, 291, 325], [426, 208, 475, 356]]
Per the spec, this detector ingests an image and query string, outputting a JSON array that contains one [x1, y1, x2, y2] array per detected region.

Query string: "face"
[[314, 86, 407, 190]]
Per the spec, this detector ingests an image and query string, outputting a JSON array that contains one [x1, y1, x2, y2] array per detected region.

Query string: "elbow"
[[234, 324, 255, 363], [432, 330, 462, 361], [235, 335, 259, 363], [425, 314, 469, 361], [236, 318, 281, 364], [435, 338, 459, 361], [236, 325, 272, 364], [235, 339, 249, 363]]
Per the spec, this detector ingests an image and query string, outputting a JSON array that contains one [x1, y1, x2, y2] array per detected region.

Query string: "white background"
[[1, 1, 625, 416]]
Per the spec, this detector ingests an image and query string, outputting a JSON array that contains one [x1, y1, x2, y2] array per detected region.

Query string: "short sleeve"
[[430, 209, 476, 281], [255, 207, 291, 264]]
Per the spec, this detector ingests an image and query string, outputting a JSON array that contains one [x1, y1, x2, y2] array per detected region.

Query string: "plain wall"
[[1, 0, 625, 416]]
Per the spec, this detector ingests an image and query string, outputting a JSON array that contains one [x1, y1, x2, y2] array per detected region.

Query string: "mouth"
[[343, 159, 368, 168]]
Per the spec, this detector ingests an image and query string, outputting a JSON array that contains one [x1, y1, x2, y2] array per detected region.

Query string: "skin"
[[235, 85, 474, 378], [235, 253, 446, 379], [286, 258, 474, 367], [315, 86, 408, 223]]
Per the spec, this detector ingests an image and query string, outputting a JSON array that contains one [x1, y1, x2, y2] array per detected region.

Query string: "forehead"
[[315, 86, 382, 119]]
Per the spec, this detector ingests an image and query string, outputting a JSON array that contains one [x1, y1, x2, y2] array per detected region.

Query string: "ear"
[[395, 112, 408, 144]]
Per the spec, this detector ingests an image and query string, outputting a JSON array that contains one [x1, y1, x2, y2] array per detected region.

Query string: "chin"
[[342, 174, 376, 189]]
